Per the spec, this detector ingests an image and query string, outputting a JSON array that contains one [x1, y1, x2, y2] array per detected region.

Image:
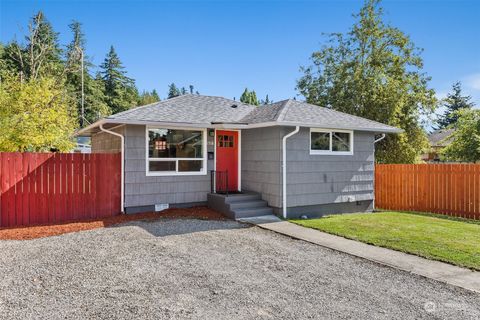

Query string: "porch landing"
[[207, 192, 274, 219]]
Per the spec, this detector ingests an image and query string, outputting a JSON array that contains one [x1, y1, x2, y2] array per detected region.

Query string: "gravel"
[[0, 219, 479, 320]]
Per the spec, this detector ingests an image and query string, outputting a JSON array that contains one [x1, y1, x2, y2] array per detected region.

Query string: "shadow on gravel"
[[109, 218, 252, 238]]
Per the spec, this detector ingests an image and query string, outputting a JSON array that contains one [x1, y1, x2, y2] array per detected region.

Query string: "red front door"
[[216, 130, 239, 192]]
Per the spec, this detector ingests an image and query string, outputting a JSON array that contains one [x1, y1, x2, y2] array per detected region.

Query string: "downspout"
[[282, 126, 300, 219], [373, 133, 386, 211], [99, 124, 125, 213]]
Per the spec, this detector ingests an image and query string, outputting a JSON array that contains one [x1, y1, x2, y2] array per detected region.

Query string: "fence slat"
[[376, 163, 479, 220], [0, 152, 121, 228]]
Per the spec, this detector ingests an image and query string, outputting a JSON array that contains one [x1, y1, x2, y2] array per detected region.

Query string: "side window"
[[310, 129, 353, 155]]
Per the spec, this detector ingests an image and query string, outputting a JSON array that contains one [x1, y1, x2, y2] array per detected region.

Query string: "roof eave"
[[242, 121, 403, 133]]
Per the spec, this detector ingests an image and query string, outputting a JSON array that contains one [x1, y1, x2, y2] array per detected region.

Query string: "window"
[[147, 128, 207, 175], [217, 134, 234, 148], [310, 129, 353, 155]]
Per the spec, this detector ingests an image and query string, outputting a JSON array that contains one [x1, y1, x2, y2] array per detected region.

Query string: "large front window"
[[147, 128, 206, 175], [310, 128, 353, 155]]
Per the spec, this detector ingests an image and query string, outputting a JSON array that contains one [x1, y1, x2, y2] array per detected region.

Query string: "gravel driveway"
[[0, 219, 479, 320]]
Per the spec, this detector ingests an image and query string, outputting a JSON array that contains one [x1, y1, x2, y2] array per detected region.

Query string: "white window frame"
[[309, 128, 354, 155], [146, 126, 208, 176]]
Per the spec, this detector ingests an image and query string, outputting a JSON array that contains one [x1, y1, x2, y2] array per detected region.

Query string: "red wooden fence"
[[375, 164, 480, 220], [0, 152, 121, 228]]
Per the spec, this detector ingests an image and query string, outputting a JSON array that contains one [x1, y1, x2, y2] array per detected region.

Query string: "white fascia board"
[[244, 121, 402, 133]]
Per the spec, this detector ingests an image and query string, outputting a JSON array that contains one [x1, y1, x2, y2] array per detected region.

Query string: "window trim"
[[309, 128, 354, 155], [145, 126, 208, 176]]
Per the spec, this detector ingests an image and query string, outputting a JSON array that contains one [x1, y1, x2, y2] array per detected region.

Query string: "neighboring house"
[[422, 129, 454, 162], [73, 136, 91, 153], [77, 94, 401, 219]]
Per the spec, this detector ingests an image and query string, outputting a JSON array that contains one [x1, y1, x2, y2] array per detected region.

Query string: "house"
[[77, 94, 401, 219], [421, 129, 454, 162]]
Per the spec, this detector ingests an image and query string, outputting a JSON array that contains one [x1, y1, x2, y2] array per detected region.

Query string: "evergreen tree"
[[99, 46, 138, 114], [168, 83, 180, 98], [240, 88, 259, 105], [65, 21, 108, 126], [250, 90, 259, 106], [297, 0, 436, 163], [138, 89, 160, 105], [260, 94, 272, 105], [437, 82, 475, 129], [240, 88, 250, 104], [151, 89, 160, 101], [6, 11, 63, 80]]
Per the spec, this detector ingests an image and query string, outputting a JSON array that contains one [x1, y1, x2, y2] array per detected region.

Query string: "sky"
[[1, 0, 479, 111]]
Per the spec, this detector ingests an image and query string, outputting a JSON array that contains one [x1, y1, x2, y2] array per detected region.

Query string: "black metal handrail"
[[210, 170, 228, 195]]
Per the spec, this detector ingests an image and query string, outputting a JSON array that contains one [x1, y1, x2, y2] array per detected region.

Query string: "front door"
[[215, 130, 239, 192]]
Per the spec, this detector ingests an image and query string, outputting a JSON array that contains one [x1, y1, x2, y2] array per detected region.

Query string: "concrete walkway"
[[239, 216, 480, 294]]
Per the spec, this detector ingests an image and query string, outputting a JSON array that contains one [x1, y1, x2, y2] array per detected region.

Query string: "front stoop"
[[207, 192, 274, 219]]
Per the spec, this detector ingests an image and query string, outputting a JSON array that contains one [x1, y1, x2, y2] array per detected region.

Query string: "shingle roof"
[[107, 94, 256, 124], [101, 94, 401, 133], [240, 99, 400, 132], [428, 129, 454, 147]]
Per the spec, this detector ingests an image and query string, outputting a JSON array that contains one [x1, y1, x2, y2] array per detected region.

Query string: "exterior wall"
[[94, 124, 375, 216], [124, 125, 214, 209], [242, 126, 375, 217], [241, 127, 283, 207], [91, 126, 124, 153], [285, 127, 375, 208]]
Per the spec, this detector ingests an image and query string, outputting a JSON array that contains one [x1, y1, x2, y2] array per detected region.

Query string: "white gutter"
[[372, 133, 386, 211], [374, 133, 386, 143], [282, 126, 300, 219], [99, 124, 125, 213]]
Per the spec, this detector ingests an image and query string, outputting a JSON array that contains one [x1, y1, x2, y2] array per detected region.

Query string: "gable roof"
[[78, 94, 401, 135]]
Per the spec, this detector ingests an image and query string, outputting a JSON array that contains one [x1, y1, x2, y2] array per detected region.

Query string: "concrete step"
[[224, 193, 261, 203], [229, 200, 268, 210], [233, 207, 274, 219]]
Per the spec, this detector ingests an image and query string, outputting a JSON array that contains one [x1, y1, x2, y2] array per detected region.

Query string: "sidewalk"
[[239, 216, 480, 294]]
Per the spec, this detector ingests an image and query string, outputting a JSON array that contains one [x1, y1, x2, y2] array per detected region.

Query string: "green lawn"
[[291, 212, 480, 270]]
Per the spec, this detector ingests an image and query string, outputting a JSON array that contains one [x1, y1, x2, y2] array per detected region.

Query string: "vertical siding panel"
[[53, 154, 60, 223], [90, 153, 97, 218], [13, 153, 23, 226], [21, 153, 29, 226], [0, 153, 4, 227], [47, 155, 55, 223]]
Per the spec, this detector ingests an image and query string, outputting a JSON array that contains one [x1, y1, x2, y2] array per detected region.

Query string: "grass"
[[291, 211, 480, 270]]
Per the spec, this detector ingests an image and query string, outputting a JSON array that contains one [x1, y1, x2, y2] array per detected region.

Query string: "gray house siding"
[[241, 127, 283, 208], [123, 125, 214, 211], [92, 124, 375, 216], [284, 127, 375, 217], [91, 127, 124, 153], [242, 126, 375, 218]]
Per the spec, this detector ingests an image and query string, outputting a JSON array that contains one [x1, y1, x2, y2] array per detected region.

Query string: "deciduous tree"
[[297, 0, 436, 163], [0, 75, 76, 152], [443, 109, 480, 162]]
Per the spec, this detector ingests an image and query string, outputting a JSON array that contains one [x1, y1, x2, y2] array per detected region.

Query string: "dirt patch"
[[0, 207, 226, 240]]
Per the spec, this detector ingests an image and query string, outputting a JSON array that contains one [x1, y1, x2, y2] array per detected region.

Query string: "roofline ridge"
[[276, 99, 293, 122]]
